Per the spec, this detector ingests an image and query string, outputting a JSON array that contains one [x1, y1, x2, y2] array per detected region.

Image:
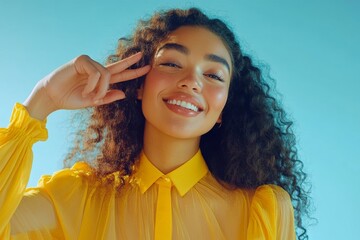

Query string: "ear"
[[216, 113, 222, 123], [137, 85, 144, 100]]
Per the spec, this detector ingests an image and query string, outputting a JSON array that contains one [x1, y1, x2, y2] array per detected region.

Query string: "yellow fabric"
[[154, 177, 172, 240], [0, 103, 296, 240]]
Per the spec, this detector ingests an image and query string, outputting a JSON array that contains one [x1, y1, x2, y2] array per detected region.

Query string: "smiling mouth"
[[165, 99, 202, 112]]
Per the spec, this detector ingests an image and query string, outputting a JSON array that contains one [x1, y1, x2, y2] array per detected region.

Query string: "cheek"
[[142, 69, 163, 97], [143, 68, 172, 91], [204, 86, 229, 111]]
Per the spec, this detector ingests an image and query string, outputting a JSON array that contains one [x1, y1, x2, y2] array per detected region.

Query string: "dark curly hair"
[[65, 8, 310, 239]]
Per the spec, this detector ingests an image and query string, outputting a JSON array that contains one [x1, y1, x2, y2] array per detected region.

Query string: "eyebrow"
[[158, 43, 189, 55], [157, 43, 231, 72]]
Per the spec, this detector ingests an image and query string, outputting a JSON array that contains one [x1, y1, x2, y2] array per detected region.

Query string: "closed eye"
[[204, 73, 225, 82], [160, 62, 181, 68]]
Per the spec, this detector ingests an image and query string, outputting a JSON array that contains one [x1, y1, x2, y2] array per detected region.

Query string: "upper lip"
[[163, 92, 204, 111]]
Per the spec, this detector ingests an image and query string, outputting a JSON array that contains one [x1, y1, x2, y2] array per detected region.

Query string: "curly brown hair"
[[65, 8, 311, 239]]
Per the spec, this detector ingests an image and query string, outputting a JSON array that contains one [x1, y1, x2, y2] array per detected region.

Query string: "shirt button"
[[163, 176, 171, 182]]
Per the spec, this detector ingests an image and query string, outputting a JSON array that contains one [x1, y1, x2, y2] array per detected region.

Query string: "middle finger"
[[109, 65, 151, 84]]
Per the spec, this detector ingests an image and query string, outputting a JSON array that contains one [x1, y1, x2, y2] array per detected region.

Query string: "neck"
[[143, 123, 200, 174]]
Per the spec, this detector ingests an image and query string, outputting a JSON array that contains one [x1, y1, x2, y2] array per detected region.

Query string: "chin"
[[160, 125, 214, 140]]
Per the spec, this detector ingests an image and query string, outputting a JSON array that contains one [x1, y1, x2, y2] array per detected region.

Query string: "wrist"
[[23, 83, 57, 121]]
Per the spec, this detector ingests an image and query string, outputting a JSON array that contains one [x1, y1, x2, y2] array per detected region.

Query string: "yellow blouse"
[[0, 103, 296, 240]]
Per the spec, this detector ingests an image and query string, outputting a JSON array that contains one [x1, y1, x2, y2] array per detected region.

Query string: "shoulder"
[[36, 162, 95, 193], [250, 184, 293, 216], [247, 184, 296, 239], [36, 162, 125, 194], [253, 184, 291, 205]]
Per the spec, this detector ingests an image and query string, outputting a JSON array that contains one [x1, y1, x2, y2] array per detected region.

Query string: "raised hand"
[[23, 52, 150, 120]]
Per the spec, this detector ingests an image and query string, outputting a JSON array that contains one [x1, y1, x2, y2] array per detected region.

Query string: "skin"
[[140, 26, 232, 173]]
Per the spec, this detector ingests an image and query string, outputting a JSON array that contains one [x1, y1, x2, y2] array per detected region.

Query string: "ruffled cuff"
[[7, 103, 48, 143]]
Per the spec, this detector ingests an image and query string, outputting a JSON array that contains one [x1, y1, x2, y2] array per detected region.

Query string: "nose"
[[177, 71, 203, 93]]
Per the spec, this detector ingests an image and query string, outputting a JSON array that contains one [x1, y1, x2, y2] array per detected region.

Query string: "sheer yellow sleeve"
[[247, 184, 296, 240], [0, 103, 48, 238], [11, 162, 94, 239], [0, 104, 94, 239]]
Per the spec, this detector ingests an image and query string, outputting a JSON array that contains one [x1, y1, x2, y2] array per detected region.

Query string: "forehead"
[[157, 26, 232, 65]]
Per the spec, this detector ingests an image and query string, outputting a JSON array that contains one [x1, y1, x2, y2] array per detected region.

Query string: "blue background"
[[1, 0, 359, 239]]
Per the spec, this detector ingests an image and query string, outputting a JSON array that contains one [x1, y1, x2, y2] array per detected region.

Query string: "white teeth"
[[167, 99, 199, 112]]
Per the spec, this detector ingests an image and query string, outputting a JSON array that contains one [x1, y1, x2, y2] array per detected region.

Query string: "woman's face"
[[140, 26, 232, 139]]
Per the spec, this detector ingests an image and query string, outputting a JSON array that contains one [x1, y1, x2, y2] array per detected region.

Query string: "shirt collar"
[[132, 150, 208, 196]]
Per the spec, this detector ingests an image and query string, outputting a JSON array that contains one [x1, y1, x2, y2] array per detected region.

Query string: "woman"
[[0, 8, 309, 239]]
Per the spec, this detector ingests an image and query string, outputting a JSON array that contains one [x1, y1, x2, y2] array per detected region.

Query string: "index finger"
[[106, 52, 143, 74], [109, 65, 151, 84]]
